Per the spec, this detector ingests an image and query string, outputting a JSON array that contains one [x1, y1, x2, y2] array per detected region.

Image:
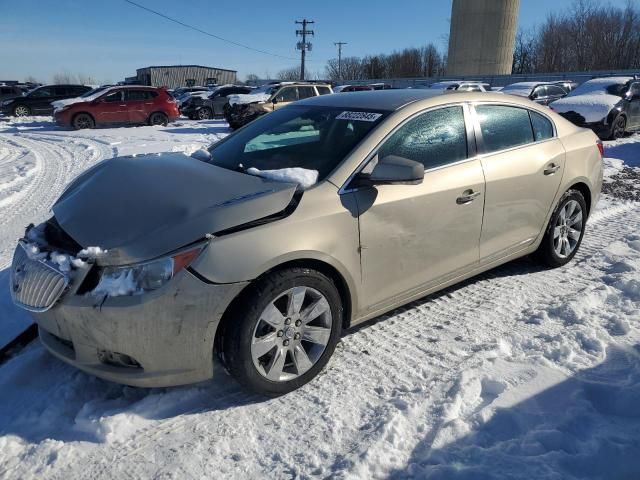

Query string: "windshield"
[[81, 86, 109, 98], [567, 78, 631, 97], [251, 84, 279, 96], [208, 105, 388, 182]]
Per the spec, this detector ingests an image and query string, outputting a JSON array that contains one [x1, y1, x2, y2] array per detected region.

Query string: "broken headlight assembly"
[[89, 246, 203, 297]]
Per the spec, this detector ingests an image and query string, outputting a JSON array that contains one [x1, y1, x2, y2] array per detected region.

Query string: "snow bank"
[[247, 167, 318, 189]]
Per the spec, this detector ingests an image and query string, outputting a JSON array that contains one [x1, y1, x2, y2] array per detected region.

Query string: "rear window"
[[476, 105, 534, 153], [316, 86, 332, 95], [126, 90, 156, 100], [530, 111, 554, 141]]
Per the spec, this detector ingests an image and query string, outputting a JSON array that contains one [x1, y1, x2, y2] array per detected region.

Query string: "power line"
[[123, 0, 296, 61], [295, 19, 314, 81]]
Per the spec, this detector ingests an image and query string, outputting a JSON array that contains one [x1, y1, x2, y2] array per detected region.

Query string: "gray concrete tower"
[[447, 0, 520, 76]]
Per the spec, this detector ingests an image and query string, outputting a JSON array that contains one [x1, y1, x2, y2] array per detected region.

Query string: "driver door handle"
[[456, 190, 481, 205], [544, 163, 561, 175]]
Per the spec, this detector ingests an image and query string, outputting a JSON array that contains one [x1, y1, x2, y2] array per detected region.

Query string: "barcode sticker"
[[336, 111, 383, 122]]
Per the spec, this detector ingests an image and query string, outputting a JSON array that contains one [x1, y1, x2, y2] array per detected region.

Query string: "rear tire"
[[72, 113, 95, 130], [535, 189, 587, 268], [219, 268, 343, 396], [12, 105, 31, 117], [149, 112, 168, 126]]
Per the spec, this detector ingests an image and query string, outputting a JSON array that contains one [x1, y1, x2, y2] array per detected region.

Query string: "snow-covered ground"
[[0, 116, 639, 479]]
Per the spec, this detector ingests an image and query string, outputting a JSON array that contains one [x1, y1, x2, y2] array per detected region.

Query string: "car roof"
[[297, 89, 538, 112]]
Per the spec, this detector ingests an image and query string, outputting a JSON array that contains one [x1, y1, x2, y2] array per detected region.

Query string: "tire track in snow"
[[39, 202, 638, 480], [0, 133, 112, 268]]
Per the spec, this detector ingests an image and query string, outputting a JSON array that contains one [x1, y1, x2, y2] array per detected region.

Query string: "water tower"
[[446, 0, 520, 76]]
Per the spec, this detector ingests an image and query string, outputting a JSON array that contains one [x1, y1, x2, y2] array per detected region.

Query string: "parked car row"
[[1, 84, 92, 116]]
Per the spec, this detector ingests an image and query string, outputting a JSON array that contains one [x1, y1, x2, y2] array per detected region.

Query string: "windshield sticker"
[[336, 111, 382, 122]]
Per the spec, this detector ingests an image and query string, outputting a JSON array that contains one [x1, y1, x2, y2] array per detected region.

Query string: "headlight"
[[2, 99, 14, 107], [89, 246, 203, 297]]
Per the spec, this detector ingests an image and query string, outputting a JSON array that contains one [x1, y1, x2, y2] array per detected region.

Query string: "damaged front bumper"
[[11, 242, 248, 387]]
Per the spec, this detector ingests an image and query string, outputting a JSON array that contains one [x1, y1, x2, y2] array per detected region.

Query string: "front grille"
[[10, 243, 69, 312]]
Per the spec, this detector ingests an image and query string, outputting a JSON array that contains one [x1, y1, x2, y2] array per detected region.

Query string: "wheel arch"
[[71, 111, 95, 127], [213, 257, 354, 357], [568, 181, 592, 216]]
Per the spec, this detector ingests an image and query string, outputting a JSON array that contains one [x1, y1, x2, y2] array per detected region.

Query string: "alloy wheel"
[[74, 115, 92, 129], [251, 286, 332, 382], [197, 108, 211, 120], [553, 199, 583, 258], [14, 105, 29, 117]]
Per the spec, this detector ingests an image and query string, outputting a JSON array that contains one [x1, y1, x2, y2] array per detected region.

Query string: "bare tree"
[[24, 75, 40, 84], [276, 66, 301, 81], [52, 72, 77, 84]]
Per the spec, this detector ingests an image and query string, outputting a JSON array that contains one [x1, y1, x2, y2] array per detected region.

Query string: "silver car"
[[10, 90, 603, 395]]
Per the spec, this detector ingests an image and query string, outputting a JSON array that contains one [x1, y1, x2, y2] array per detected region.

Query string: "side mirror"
[[360, 155, 424, 186], [190, 149, 211, 162]]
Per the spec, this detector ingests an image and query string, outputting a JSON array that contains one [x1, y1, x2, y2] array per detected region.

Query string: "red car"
[[53, 86, 179, 129]]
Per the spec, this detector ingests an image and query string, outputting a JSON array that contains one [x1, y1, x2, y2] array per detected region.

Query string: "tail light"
[[596, 139, 604, 158]]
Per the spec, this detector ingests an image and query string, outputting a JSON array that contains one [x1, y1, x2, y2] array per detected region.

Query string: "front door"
[[627, 82, 640, 129], [272, 87, 298, 110], [473, 104, 565, 261], [354, 105, 485, 311]]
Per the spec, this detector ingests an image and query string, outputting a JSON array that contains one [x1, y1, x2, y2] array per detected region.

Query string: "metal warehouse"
[[132, 65, 237, 88]]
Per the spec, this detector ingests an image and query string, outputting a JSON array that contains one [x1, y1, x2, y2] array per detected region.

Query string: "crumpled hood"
[[52, 153, 297, 265], [228, 92, 271, 106], [550, 93, 621, 123]]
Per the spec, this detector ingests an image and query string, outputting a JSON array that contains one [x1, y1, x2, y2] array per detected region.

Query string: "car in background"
[[551, 80, 579, 93], [52, 86, 179, 129], [427, 81, 491, 92], [172, 87, 211, 107], [368, 83, 393, 90], [333, 85, 374, 93], [501, 82, 568, 105], [1, 84, 92, 117], [0, 85, 26, 102], [11, 91, 602, 395], [224, 82, 333, 129], [550, 76, 640, 140], [180, 85, 253, 119]]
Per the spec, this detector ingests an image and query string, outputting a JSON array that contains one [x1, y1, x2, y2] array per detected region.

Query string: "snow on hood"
[[550, 77, 632, 122], [52, 153, 298, 265], [247, 167, 318, 189], [51, 87, 116, 113], [228, 92, 271, 106]]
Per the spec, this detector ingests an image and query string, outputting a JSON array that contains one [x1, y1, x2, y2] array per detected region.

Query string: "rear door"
[[94, 89, 128, 124], [125, 89, 155, 123], [473, 104, 565, 261], [354, 104, 485, 310]]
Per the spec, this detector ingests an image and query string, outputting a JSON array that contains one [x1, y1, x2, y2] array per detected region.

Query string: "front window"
[[28, 87, 52, 98], [208, 106, 388, 182], [274, 87, 298, 102]]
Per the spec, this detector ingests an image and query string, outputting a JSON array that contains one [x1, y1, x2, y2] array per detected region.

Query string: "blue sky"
[[0, 0, 636, 83]]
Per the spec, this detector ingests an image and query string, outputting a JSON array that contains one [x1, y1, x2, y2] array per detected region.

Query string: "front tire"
[[149, 112, 168, 126], [220, 268, 343, 396], [609, 115, 626, 140], [13, 105, 31, 117], [535, 189, 587, 267], [197, 107, 212, 120], [72, 113, 95, 130]]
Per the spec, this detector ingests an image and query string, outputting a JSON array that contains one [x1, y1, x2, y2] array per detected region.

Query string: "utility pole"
[[296, 19, 314, 81], [334, 42, 347, 80]]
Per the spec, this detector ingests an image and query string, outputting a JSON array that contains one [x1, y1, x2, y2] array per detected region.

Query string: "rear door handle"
[[544, 163, 561, 175], [456, 190, 481, 205]]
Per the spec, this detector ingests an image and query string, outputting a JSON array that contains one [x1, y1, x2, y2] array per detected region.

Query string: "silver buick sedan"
[[10, 90, 603, 395]]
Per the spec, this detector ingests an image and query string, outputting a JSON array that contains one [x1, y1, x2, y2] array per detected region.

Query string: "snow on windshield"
[[247, 167, 319, 189]]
